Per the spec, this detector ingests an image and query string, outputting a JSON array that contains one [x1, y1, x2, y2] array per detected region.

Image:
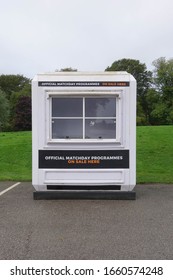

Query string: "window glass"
[[51, 96, 117, 140], [52, 119, 83, 139], [85, 98, 116, 117], [52, 98, 83, 117], [85, 119, 116, 139]]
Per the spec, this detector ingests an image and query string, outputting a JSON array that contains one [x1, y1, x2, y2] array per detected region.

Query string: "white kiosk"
[[32, 72, 136, 199]]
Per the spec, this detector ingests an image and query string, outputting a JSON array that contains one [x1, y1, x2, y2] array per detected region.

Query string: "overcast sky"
[[0, 0, 173, 78]]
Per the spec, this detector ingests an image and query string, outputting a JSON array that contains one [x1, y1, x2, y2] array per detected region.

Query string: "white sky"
[[0, 0, 173, 78]]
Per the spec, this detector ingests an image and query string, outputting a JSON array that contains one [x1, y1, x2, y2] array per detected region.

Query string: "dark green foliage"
[[9, 83, 31, 129], [151, 57, 173, 125], [106, 57, 173, 125], [0, 75, 31, 131], [55, 67, 78, 72], [1, 57, 173, 131], [0, 90, 10, 131], [60, 67, 77, 71], [0, 74, 30, 99], [13, 95, 31, 131], [106, 58, 152, 124], [106, 58, 152, 98]]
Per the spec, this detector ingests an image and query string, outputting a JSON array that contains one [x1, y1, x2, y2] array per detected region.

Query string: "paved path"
[[0, 182, 173, 259]]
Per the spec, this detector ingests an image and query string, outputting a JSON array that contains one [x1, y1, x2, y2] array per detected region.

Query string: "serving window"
[[50, 95, 120, 141]]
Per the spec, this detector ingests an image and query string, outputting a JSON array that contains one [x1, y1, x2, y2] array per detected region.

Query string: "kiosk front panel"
[[32, 72, 136, 199]]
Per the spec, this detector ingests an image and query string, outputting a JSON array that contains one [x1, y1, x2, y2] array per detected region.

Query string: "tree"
[[0, 74, 31, 131], [55, 67, 77, 72], [153, 57, 173, 87], [105, 58, 152, 124], [9, 83, 31, 118], [13, 95, 31, 131], [150, 103, 171, 125], [0, 90, 9, 131], [0, 74, 30, 99], [153, 57, 173, 104], [106, 58, 152, 97], [152, 57, 173, 124], [145, 89, 161, 125], [137, 101, 146, 125]]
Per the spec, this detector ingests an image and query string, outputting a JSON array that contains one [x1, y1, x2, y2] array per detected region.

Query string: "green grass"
[[0, 131, 32, 181], [0, 126, 173, 183], [137, 126, 173, 183]]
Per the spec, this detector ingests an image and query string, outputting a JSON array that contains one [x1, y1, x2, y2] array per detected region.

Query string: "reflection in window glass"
[[52, 119, 83, 139], [85, 119, 116, 139], [85, 98, 116, 117], [52, 98, 83, 117]]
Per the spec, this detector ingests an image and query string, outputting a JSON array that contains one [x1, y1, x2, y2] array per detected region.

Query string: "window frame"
[[46, 91, 122, 143]]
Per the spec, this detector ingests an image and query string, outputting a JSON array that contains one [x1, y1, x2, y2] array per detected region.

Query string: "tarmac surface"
[[0, 182, 173, 260]]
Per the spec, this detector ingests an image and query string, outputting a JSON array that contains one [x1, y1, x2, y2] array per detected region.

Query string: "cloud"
[[0, 0, 173, 77]]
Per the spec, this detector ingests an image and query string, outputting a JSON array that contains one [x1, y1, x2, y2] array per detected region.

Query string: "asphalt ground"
[[0, 182, 173, 260]]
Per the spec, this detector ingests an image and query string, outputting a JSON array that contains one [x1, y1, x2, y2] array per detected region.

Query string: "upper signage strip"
[[38, 81, 130, 87]]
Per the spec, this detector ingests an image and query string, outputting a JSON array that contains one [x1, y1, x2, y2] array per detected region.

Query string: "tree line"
[[0, 57, 173, 131], [0, 75, 31, 131]]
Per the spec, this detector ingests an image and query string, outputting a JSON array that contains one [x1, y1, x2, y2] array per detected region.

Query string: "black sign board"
[[38, 81, 130, 87], [39, 150, 129, 169]]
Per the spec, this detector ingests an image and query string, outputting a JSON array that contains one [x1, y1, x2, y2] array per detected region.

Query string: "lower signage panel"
[[39, 150, 129, 169]]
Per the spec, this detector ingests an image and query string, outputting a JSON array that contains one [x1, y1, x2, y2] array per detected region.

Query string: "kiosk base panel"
[[33, 190, 136, 200]]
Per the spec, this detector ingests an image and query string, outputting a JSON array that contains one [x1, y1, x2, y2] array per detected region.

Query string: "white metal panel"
[[44, 169, 124, 185]]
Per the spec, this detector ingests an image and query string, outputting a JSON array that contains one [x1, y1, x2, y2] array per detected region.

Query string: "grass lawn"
[[0, 126, 173, 183], [137, 125, 173, 183], [0, 131, 32, 181]]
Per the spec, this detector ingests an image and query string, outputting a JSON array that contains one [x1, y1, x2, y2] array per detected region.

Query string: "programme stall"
[[32, 71, 136, 199]]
